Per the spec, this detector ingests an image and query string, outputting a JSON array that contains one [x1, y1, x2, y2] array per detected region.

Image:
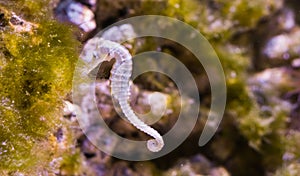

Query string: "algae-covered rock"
[[0, 0, 80, 173]]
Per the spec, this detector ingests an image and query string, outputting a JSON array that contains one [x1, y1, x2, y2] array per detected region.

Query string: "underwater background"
[[1, 0, 300, 175]]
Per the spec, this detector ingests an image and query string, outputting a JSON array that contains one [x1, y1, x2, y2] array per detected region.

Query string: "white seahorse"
[[81, 35, 164, 152]]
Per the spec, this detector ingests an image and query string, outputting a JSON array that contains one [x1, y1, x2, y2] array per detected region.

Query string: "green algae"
[[215, 44, 292, 171], [0, 0, 51, 22], [59, 150, 83, 175], [0, 1, 80, 172]]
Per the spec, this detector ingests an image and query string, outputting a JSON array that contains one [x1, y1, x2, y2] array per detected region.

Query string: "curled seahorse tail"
[[118, 101, 164, 152], [147, 138, 164, 152], [100, 38, 164, 152]]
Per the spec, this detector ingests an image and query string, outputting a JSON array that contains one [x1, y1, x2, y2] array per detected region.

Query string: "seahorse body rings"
[[87, 38, 164, 152]]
